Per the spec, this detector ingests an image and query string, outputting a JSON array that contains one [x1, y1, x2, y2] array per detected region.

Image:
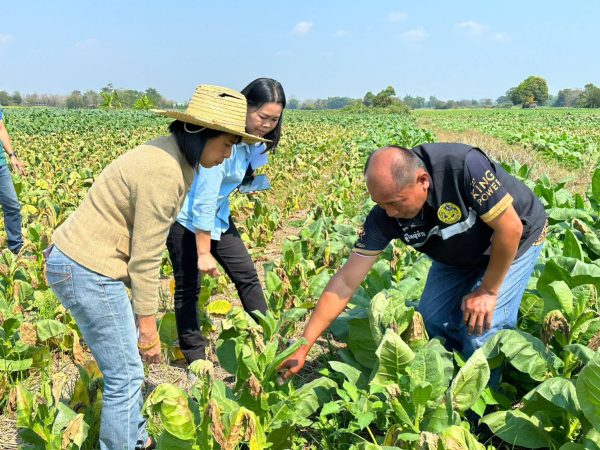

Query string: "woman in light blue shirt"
[[166, 78, 286, 363]]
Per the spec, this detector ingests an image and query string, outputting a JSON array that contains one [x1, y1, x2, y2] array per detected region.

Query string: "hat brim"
[[151, 109, 270, 144]]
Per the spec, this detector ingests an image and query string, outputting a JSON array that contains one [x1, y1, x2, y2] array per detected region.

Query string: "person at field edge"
[[167, 78, 285, 363], [279, 143, 547, 381], [0, 106, 26, 254], [44, 85, 269, 450]]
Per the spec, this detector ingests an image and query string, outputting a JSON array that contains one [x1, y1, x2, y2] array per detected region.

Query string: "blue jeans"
[[417, 243, 543, 358], [0, 165, 23, 252], [45, 245, 148, 450]]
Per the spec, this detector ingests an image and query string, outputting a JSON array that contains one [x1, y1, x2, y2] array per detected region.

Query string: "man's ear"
[[416, 170, 430, 191]]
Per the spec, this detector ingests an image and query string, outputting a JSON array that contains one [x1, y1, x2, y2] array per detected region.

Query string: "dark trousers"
[[166, 219, 267, 363]]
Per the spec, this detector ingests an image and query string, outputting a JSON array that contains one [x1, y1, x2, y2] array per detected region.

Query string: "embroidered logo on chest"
[[437, 202, 462, 224]]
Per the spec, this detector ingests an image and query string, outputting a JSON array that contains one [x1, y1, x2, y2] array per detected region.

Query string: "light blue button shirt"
[[0, 108, 6, 167], [176, 142, 267, 240]]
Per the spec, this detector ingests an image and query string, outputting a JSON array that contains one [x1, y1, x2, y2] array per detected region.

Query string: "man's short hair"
[[364, 145, 424, 188]]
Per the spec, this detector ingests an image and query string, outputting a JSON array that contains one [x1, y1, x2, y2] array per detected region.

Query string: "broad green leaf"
[[424, 338, 454, 381], [563, 228, 584, 260], [481, 410, 556, 449], [0, 358, 33, 372], [584, 428, 600, 450], [35, 319, 68, 341], [592, 168, 600, 203], [482, 329, 562, 380], [449, 348, 489, 412], [16, 385, 34, 428], [371, 329, 415, 386], [156, 432, 195, 450], [407, 348, 447, 401], [547, 208, 594, 224], [523, 377, 581, 418], [307, 270, 332, 299], [320, 401, 342, 417], [564, 344, 596, 366], [158, 312, 178, 348], [411, 382, 432, 407], [540, 280, 574, 318], [329, 361, 368, 389], [263, 337, 307, 382], [348, 317, 378, 368], [421, 399, 459, 434], [216, 337, 238, 375], [272, 377, 337, 425], [576, 352, 600, 432], [559, 444, 586, 450], [143, 384, 195, 441], [368, 292, 390, 345]]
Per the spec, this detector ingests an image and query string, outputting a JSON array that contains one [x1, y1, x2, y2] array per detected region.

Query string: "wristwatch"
[[7, 152, 17, 158]]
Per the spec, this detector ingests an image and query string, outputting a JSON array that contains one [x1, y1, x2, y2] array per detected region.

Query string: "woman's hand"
[[198, 252, 221, 277], [137, 315, 161, 364]]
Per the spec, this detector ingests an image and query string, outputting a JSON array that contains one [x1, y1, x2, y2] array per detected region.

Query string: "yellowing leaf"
[[207, 300, 232, 315]]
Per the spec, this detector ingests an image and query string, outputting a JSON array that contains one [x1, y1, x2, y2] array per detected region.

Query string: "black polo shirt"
[[354, 143, 546, 268]]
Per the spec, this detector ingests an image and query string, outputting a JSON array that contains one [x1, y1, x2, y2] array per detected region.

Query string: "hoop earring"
[[184, 123, 206, 134]]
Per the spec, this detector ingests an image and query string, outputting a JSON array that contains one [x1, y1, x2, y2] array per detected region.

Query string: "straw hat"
[[152, 85, 269, 144]]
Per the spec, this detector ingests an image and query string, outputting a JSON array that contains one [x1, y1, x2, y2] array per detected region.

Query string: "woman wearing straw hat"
[[167, 78, 286, 364], [44, 85, 268, 450]]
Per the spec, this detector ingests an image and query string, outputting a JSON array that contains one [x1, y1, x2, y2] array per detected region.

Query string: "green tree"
[[363, 91, 375, 106], [577, 83, 600, 108], [10, 91, 22, 105], [373, 86, 396, 107], [509, 76, 549, 105], [83, 90, 101, 108], [132, 95, 155, 110], [0, 90, 11, 105], [287, 97, 300, 109], [100, 91, 123, 109], [65, 90, 86, 109], [145, 88, 162, 107], [554, 88, 582, 107]]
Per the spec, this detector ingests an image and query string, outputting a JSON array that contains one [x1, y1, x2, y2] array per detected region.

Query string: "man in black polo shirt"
[[280, 143, 546, 380]]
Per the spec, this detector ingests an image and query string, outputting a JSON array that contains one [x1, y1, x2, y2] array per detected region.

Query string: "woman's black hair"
[[169, 120, 238, 168], [241, 78, 286, 151]]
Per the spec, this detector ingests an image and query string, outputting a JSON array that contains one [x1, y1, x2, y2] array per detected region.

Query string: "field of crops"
[[1, 108, 600, 449], [415, 108, 600, 169]]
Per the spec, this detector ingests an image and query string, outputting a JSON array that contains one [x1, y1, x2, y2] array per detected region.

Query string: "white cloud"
[[334, 29, 350, 38], [0, 34, 14, 46], [292, 21, 313, 36], [388, 12, 407, 22], [494, 32, 511, 43], [456, 21, 510, 43], [70, 38, 100, 55], [400, 27, 428, 42], [457, 21, 488, 36]]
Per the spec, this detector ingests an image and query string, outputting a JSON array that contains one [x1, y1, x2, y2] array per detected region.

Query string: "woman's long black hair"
[[241, 78, 286, 151], [169, 121, 235, 168]]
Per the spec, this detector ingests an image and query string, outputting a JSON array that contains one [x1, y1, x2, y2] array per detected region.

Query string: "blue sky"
[[1, 1, 598, 102]]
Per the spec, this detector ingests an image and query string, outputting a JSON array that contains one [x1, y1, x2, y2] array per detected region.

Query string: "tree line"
[[2, 77, 599, 110], [0, 84, 176, 110], [288, 76, 600, 111]]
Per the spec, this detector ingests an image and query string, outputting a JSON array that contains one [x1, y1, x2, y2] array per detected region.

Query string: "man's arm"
[[279, 252, 378, 380], [461, 204, 523, 336], [0, 121, 25, 176]]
